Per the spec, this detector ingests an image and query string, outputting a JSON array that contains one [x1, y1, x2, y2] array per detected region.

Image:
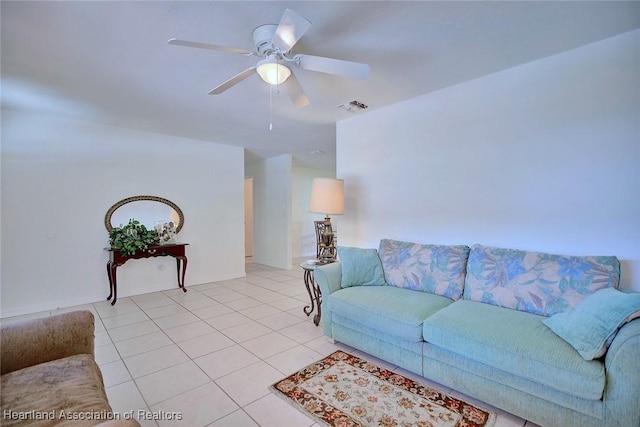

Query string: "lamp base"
[[318, 216, 337, 262]]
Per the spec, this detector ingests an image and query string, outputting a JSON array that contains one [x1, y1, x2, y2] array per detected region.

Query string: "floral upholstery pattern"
[[378, 239, 470, 300], [463, 244, 620, 316]]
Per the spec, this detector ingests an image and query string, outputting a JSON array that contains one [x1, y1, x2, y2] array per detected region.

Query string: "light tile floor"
[[2, 259, 540, 427]]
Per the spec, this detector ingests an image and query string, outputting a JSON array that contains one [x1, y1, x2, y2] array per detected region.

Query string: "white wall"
[[1, 111, 246, 317], [337, 30, 640, 290], [244, 178, 254, 257], [245, 155, 292, 269], [292, 167, 335, 258]]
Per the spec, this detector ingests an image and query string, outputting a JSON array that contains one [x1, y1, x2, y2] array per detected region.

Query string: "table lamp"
[[309, 178, 344, 262]]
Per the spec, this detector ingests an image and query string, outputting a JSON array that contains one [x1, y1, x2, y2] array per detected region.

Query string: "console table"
[[106, 243, 188, 305]]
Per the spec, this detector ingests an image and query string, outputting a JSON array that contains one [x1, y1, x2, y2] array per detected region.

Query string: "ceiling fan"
[[168, 9, 370, 108]]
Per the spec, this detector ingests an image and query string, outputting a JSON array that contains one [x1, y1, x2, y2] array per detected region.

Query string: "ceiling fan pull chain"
[[269, 83, 273, 130]]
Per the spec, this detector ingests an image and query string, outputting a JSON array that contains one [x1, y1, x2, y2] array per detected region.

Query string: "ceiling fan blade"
[[282, 72, 309, 108], [296, 54, 370, 80], [272, 9, 312, 53], [168, 38, 253, 56], [208, 67, 257, 95]]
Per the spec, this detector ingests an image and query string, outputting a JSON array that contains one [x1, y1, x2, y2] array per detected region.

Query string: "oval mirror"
[[104, 195, 184, 233]]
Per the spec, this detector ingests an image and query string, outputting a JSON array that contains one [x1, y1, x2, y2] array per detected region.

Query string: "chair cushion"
[[328, 286, 452, 342], [1, 354, 113, 426], [422, 300, 605, 400]]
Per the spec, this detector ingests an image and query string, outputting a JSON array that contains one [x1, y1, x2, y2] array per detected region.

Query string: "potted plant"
[[109, 219, 158, 256]]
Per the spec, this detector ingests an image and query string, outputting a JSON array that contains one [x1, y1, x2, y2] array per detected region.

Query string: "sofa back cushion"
[[378, 239, 470, 300], [463, 244, 620, 316]]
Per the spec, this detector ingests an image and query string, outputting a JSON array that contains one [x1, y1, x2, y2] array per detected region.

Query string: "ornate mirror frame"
[[104, 195, 184, 233]]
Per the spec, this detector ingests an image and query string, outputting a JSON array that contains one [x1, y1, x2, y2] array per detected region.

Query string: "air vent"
[[338, 100, 368, 113]]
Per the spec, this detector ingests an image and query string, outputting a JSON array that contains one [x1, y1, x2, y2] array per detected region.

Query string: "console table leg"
[[108, 263, 118, 306], [176, 256, 188, 292], [106, 262, 114, 301]]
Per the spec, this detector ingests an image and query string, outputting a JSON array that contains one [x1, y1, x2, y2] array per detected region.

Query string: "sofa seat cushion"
[[422, 300, 605, 400], [329, 285, 452, 342], [1, 354, 113, 426]]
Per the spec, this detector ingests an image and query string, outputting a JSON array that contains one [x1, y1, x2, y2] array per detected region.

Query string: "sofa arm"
[[1, 310, 95, 375], [314, 262, 342, 337], [315, 262, 342, 297], [603, 318, 640, 426]]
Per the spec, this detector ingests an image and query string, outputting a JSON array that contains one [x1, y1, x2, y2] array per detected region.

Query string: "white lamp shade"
[[309, 178, 344, 215], [257, 56, 291, 85]]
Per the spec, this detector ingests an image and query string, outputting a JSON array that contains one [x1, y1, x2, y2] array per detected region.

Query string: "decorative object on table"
[[315, 220, 338, 259], [271, 350, 495, 427], [314, 220, 324, 259], [108, 218, 158, 256], [309, 178, 344, 262], [155, 220, 177, 244]]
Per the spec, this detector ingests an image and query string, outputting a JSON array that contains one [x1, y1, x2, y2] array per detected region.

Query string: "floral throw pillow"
[[378, 239, 470, 300], [463, 245, 620, 316]]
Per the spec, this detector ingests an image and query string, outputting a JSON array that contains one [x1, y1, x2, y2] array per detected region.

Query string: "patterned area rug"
[[271, 350, 495, 427]]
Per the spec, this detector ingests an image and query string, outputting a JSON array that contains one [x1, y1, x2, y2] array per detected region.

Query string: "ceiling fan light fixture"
[[257, 56, 291, 85]]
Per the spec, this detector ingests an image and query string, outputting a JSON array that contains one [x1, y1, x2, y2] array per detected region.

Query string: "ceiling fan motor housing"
[[252, 24, 279, 56]]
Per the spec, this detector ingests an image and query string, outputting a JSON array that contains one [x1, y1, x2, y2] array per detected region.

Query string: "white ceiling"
[[2, 1, 639, 171]]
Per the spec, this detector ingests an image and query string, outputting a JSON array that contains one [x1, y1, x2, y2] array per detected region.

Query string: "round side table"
[[300, 261, 331, 326]]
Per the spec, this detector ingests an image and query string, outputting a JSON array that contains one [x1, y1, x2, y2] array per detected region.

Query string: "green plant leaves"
[[109, 218, 158, 256]]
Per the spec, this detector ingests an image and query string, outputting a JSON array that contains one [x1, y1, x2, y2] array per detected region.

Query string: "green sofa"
[[315, 240, 640, 427]]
